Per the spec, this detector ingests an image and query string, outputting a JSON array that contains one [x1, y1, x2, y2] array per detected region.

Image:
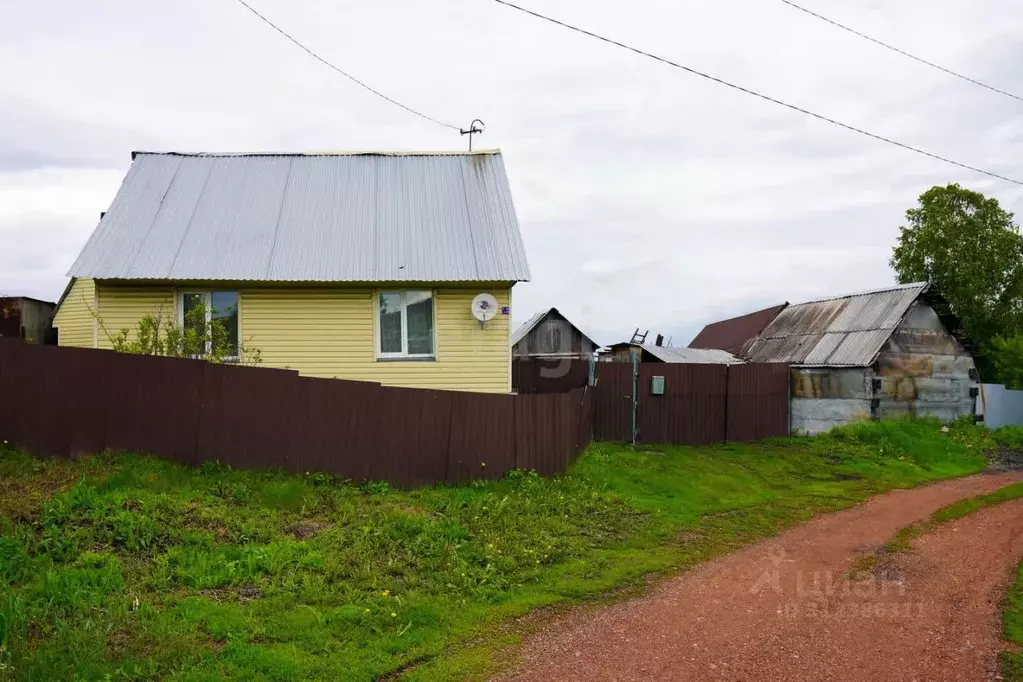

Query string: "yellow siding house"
[[53, 151, 531, 393]]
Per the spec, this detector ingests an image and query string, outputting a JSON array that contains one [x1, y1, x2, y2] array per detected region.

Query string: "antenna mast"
[[460, 119, 485, 151]]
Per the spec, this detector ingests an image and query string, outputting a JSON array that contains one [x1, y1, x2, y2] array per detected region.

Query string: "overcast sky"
[[3, 0, 1023, 345]]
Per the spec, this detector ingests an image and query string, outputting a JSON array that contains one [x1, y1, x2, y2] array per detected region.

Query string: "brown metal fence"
[[512, 358, 591, 394], [0, 341, 591, 488], [725, 363, 792, 442], [515, 358, 790, 445]]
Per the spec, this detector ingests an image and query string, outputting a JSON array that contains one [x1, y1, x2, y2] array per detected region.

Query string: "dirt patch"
[[0, 468, 80, 522], [848, 548, 907, 583], [991, 448, 1023, 471], [498, 471, 1023, 681], [199, 586, 264, 603], [287, 521, 331, 540]]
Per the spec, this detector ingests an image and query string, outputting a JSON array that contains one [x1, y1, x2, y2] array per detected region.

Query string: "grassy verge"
[[848, 480, 1023, 578], [0, 419, 1010, 681], [840, 467, 1023, 682], [1004, 559, 1023, 681]]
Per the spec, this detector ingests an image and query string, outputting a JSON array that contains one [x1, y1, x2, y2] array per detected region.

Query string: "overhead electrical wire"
[[231, 0, 461, 131], [779, 0, 1023, 104], [490, 0, 1023, 187]]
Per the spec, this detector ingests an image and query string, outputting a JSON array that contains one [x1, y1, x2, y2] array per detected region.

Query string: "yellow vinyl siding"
[[95, 285, 175, 349], [241, 285, 512, 392], [53, 278, 97, 348]]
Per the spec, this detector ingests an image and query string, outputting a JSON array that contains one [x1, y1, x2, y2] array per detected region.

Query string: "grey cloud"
[[4, 0, 1023, 344]]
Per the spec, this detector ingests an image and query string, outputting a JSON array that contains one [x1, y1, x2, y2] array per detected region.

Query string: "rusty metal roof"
[[689, 303, 788, 355], [744, 282, 929, 366]]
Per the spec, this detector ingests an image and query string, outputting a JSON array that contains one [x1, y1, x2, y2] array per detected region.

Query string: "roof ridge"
[[131, 150, 502, 159], [788, 281, 928, 307]]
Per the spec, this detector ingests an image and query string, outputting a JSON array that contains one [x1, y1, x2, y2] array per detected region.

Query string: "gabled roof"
[[0, 296, 56, 307], [68, 150, 531, 283], [643, 344, 743, 364], [511, 308, 598, 349], [744, 282, 930, 366], [690, 303, 788, 355], [607, 342, 742, 364]]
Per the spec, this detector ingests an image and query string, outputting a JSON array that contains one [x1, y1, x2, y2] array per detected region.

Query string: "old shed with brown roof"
[[689, 303, 788, 355], [704, 283, 977, 434]]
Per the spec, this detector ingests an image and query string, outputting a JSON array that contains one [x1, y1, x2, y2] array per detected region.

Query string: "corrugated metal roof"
[[641, 344, 743, 364], [68, 151, 531, 283], [744, 282, 929, 366], [689, 303, 788, 355]]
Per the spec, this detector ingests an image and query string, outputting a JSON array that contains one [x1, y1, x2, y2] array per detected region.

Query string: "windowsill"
[[376, 356, 437, 363]]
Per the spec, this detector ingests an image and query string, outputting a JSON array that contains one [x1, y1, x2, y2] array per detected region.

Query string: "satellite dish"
[[471, 293, 499, 325]]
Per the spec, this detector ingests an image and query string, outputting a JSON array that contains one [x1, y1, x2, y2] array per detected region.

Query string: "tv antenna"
[[460, 119, 485, 151]]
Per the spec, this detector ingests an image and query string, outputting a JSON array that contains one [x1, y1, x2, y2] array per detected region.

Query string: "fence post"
[[723, 365, 730, 443], [631, 353, 638, 445]]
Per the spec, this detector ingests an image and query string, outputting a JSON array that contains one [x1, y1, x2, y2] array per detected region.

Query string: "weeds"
[[1004, 559, 1023, 681], [0, 418, 1007, 680]]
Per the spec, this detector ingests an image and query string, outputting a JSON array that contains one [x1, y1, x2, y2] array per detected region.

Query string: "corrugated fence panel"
[[0, 343, 68, 457], [638, 364, 728, 445], [0, 342, 591, 489], [726, 363, 791, 442], [197, 363, 303, 472], [593, 363, 633, 442], [0, 341, 791, 484], [105, 352, 205, 466], [298, 376, 368, 480], [512, 358, 590, 394]]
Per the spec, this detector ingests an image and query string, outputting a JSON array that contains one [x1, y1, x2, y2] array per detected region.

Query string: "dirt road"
[[501, 472, 1023, 681]]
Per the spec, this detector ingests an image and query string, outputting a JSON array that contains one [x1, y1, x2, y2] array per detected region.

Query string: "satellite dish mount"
[[471, 293, 499, 329]]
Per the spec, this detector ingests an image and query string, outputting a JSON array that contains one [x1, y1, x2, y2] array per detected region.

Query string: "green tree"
[[891, 184, 1023, 354], [990, 336, 1023, 390]]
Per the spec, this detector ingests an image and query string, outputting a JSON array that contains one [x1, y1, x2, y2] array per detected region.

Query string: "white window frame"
[[177, 290, 240, 360], [374, 290, 436, 360]]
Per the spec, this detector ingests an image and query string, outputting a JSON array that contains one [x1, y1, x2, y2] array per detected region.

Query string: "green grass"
[[0, 418, 1004, 681], [836, 459, 1023, 682], [1004, 559, 1023, 681], [883, 481, 1023, 557], [848, 479, 1023, 581]]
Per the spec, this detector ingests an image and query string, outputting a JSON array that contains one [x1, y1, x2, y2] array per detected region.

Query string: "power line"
[[230, 0, 461, 131], [779, 0, 1023, 104], [490, 0, 1023, 187]]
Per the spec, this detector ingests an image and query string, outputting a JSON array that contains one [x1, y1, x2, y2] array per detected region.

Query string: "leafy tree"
[[990, 335, 1023, 390], [891, 184, 1023, 357], [98, 301, 261, 365]]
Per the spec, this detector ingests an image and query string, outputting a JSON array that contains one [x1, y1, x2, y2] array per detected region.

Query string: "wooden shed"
[[0, 297, 56, 345], [511, 308, 598, 360]]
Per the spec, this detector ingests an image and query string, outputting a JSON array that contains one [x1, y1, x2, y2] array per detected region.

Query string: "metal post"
[[631, 353, 639, 445], [588, 354, 597, 387]]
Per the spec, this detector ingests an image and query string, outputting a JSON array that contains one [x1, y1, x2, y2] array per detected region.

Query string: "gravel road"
[[500, 471, 1023, 681]]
